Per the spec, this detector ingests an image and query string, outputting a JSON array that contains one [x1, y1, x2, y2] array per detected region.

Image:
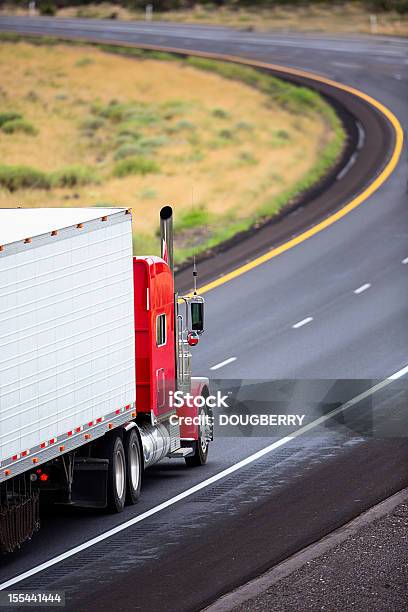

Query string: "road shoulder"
[[204, 487, 408, 612]]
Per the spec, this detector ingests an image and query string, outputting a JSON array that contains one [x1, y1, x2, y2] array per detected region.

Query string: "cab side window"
[[156, 314, 166, 347]]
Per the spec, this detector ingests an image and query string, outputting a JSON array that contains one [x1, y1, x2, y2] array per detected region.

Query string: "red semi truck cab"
[[134, 256, 176, 418]]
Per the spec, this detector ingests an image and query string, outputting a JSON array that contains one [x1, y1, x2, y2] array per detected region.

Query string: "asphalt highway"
[[0, 16, 407, 612]]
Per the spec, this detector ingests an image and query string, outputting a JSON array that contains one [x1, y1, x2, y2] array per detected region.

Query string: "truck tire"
[[124, 429, 142, 505], [185, 407, 209, 467], [103, 435, 127, 513]]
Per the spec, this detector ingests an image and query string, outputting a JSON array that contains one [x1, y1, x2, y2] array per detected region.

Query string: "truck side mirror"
[[191, 298, 204, 335]]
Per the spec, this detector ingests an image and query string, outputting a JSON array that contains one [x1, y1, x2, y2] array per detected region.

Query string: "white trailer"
[[0, 208, 136, 482]]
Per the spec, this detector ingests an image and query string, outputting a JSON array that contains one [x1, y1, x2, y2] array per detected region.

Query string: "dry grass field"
[[0, 40, 344, 261], [151, 3, 408, 36]]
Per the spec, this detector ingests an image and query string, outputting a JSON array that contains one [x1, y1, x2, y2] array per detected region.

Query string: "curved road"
[[0, 16, 407, 612]]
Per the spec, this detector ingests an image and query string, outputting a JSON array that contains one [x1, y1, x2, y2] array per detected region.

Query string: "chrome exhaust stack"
[[160, 205, 174, 277]]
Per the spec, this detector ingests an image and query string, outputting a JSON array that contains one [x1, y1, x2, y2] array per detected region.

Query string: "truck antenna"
[[193, 256, 198, 295]]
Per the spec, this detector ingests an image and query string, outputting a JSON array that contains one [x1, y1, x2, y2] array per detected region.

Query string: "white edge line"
[[210, 357, 237, 371], [1, 363, 407, 591], [356, 121, 365, 150], [389, 364, 408, 380], [336, 151, 358, 180], [354, 283, 371, 294], [402, 257, 408, 265], [292, 317, 313, 329]]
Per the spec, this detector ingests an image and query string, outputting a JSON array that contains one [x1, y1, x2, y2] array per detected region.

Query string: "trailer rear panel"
[[0, 208, 136, 482]]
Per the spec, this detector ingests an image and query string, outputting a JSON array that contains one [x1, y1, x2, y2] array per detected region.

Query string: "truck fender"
[[177, 377, 211, 441], [191, 377, 210, 398]]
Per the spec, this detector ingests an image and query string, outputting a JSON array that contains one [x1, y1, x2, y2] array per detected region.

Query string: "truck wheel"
[[104, 436, 127, 513], [185, 408, 209, 467], [124, 429, 142, 505]]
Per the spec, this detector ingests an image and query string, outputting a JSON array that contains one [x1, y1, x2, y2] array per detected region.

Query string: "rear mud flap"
[[71, 458, 108, 509]]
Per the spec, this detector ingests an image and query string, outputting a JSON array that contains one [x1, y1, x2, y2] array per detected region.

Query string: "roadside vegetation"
[[2, 1, 407, 36], [0, 37, 345, 263]]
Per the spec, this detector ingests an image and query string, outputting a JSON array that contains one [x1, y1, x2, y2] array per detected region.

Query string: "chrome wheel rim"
[[115, 448, 125, 499], [200, 409, 208, 453], [129, 440, 140, 491]]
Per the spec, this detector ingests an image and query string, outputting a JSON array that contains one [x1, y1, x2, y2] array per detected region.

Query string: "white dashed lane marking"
[[210, 357, 237, 371], [354, 283, 371, 294], [292, 317, 313, 329]]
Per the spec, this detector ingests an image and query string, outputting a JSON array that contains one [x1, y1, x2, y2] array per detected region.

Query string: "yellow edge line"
[[9, 32, 404, 295]]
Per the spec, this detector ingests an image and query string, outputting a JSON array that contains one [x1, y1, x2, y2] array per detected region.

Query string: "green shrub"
[[238, 151, 258, 166], [212, 108, 230, 119], [97, 102, 158, 126], [174, 119, 196, 131], [39, 0, 56, 16], [75, 7, 96, 18], [160, 99, 190, 115], [138, 136, 168, 149], [115, 136, 168, 157], [97, 102, 137, 123], [25, 91, 40, 103], [276, 129, 290, 140], [2, 118, 38, 135], [166, 120, 195, 135], [112, 157, 160, 178], [117, 122, 142, 139], [113, 143, 147, 159], [52, 165, 101, 188], [236, 121, 254, 131], [114, 134, 138, 147], [0, 165, 51, 191], [75, 57, 94, 68], [370, 0, 408, 13], [130, 113, 160, 127], [218, 128, 234, 140], [161, 100, 190, 120], [288, 87, 319, 109], [0, 111, 22, 127], [114, 144, 145, 161], [395, 0, 408, 14], [81, 116, 105, 131], [175, 205, 209, 231]]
